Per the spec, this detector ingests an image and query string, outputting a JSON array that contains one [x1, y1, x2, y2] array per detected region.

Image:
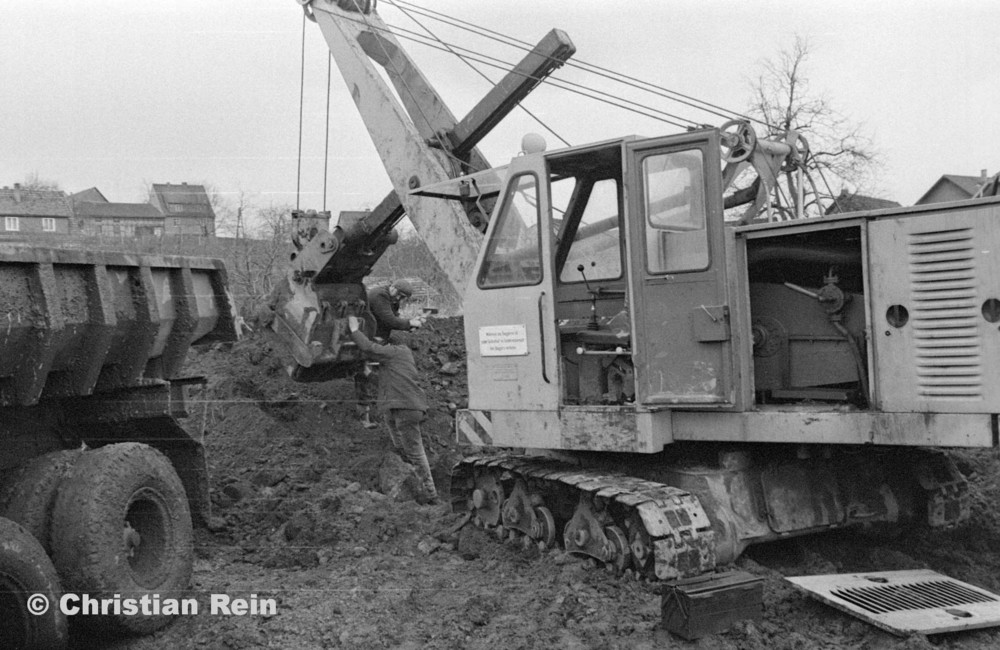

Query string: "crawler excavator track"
[[451, 455, 717, 581]]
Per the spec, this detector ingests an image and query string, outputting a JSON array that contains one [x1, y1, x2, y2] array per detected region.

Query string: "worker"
[[355, 279, 424, 429], [348, 315, 438, 505], [368, 279, 423, 340]]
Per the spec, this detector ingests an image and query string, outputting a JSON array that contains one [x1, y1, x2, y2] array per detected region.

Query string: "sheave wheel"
[[0, 449, 83, 554], [0, 516, 69, 650], [50, 443, 193, 635]]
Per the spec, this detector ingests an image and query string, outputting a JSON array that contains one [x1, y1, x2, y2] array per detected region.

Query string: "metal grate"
[[787, 570, 1000, 636], [907, 228, 982, 400], [832, 579, 995, 614]]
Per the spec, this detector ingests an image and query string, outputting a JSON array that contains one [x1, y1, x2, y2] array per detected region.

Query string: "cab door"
[[464, 154, 561, 411], [624, 131, 733, 405]]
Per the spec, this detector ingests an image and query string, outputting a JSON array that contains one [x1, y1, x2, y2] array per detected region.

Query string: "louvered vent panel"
[[908, 228, 982, 400]]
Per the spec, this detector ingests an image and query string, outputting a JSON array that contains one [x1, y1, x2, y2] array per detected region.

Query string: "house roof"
[[825, 191, 900, 214], [941, 174, 984, 196], [915, 174, 987, 204], [0, 187, 73, 217], [71, 187, 109, 204], [151, 183, 211, 205], [75, 201, 163, 219]]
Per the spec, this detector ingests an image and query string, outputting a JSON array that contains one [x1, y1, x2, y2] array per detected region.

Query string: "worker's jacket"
[[368, 285, 411, 341], [350, 329, 428, 413]]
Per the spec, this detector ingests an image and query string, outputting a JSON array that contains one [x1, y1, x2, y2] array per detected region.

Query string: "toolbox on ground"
[[661, 570, 764, 639]]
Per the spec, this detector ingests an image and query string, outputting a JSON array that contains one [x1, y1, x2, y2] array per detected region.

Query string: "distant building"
[[149, 183, 216, 236], [915, 170, 993, 205], [825, 190, 901, 215], [71, 187, 109, 204], [0, 184, 74, 236], [72, 197, 164, 237]]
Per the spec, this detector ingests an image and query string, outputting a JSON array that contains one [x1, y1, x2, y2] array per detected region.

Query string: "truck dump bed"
[[0, 244, 236, 407]]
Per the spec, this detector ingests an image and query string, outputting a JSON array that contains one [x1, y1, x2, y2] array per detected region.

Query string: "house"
[[72, 198, 164, 237], [915, 170, 993, 205], [824, 190, 900, 215], [149, 183, 216, 236], [0, 184, 74, 236], [71, 187, 109, 204]]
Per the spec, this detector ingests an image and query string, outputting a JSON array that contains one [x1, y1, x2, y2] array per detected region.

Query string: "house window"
[[4, 217, 19, 231], [173, 219, 180, 226], [154, 227, 162, 236], [169, 204, 186, 213], [42, 218, 56, 232]]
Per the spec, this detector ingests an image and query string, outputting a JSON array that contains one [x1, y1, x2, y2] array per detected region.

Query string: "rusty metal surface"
[[0, 244, 235, 407], [787, 570, 1000, 636]]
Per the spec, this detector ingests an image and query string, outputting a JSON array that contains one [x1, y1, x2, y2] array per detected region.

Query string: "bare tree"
[[746, 35, 881, 206], [227, 203, 295, 319], [21, 172, 60, 190]]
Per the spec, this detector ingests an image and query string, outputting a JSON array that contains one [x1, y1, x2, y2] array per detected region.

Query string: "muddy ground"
[[75, 317, 1000, 649]]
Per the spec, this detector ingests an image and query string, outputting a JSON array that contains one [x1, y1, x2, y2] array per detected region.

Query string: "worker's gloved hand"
[[408, 318, 423, 330], [348, 316, 360, 332]]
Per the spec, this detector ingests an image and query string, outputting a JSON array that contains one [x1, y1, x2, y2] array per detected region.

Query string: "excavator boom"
[[262, 0, 574, 380]]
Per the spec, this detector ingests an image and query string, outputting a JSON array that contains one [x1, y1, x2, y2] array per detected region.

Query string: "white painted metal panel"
[[787, 570, 1000, 636], [869, 204, 1000, 412]]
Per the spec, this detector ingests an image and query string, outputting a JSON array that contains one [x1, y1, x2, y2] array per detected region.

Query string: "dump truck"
[[281, 0, 1000, 592], [0, 243, 236, 648]]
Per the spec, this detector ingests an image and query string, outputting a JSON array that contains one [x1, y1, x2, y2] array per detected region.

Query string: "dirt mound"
[[178, 317, 469, 572], [90, 315, 1000, 649]]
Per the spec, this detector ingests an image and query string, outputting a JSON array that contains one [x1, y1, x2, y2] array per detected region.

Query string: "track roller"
[[469, 471, 503, 527], [501, 479, 556, 547], [563, 494, 631, 572], [453, 454, 716, 581]]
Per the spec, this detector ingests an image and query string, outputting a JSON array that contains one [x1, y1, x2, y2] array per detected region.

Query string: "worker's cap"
[[391, 279, 415, 298]]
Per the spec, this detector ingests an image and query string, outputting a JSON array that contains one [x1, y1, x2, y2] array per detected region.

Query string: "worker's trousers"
[[386, 408, 436, 498]]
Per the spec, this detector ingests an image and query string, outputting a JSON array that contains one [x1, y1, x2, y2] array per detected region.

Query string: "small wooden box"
[[661, 570, 763, 640]]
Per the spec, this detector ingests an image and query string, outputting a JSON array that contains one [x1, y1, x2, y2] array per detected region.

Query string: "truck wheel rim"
[[125, 488, 170, 586]]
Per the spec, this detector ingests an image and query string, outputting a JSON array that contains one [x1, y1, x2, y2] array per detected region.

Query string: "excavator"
[[268, 0, 1000, 590]]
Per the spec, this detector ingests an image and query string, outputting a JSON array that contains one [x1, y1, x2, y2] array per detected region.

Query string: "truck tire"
[[50, 442, 193, 635], [0, 449, 83, 554], [0, 516, 69, 650]]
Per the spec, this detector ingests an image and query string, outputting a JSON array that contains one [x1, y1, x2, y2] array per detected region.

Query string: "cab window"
[[559, 178, 622, 283], [477, 173, 542, 288], [643, 149, 708, 273]]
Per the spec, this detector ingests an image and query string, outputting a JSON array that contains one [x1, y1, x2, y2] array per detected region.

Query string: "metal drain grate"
[[786, 570, 1000, 636]]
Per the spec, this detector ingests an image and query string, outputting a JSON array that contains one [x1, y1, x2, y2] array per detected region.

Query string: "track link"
[[452, 454, 717, 580]]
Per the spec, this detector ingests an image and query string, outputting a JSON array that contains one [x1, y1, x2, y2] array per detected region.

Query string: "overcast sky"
[[2, 0, 997, 217]]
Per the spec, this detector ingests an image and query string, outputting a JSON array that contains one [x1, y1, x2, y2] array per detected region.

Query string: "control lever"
[[577, 263, 600, 330]]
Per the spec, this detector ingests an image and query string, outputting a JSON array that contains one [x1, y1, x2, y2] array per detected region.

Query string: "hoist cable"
[[349, 9, 474, 173], [384, 0, 766, 127], [332, 13, 694, 129], [814, 160, 843, 214], [391, 0, 571, 147], [323, 52, 332, 212], [387, 0, 748, 123], [296, 12, 307, 210]]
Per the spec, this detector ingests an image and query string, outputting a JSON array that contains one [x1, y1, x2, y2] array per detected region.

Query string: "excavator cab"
[[415, 128, 733, 451]]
